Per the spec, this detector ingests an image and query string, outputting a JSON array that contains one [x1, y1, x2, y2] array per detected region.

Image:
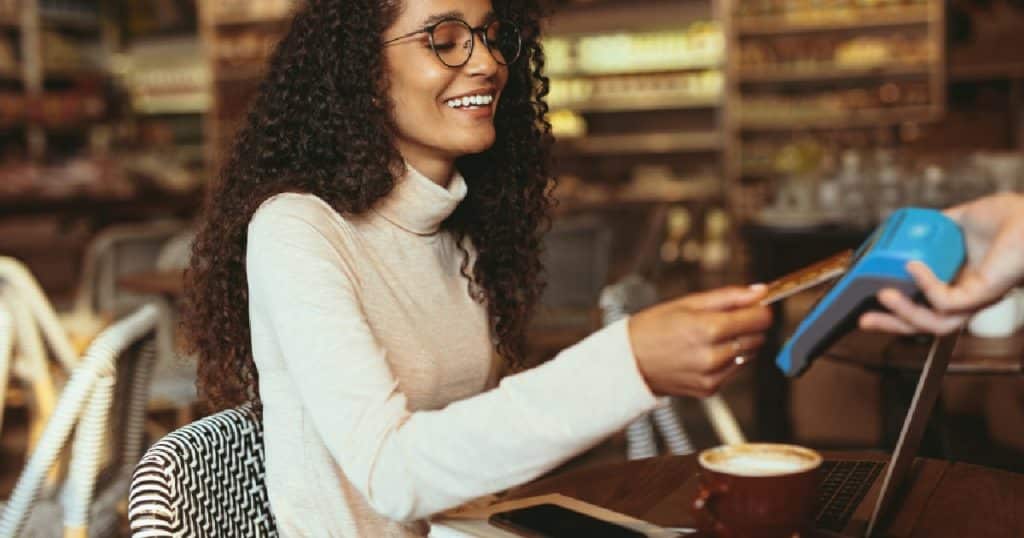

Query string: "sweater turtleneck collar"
[[373, 163, 468, 235]]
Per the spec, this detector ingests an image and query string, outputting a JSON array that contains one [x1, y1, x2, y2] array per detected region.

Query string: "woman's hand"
[[860, 193, 1024, 335], [628, 285, 772, 398]]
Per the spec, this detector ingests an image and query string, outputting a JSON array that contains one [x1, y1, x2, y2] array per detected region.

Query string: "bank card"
[[759, 249, 853, 306]]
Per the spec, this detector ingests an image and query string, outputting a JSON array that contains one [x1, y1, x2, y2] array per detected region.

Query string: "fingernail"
[[749, 283, 766, 292]]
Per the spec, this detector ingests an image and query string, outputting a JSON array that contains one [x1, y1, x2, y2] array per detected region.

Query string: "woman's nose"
[[464, 31, 500, 75]]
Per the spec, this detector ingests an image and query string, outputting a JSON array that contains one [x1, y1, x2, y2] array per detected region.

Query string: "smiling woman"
[[181, 0, 772, 536], [381, 2, 519, 180]]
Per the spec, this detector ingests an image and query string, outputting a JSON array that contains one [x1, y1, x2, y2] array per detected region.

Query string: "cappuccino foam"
[[700, 444, 821, 477]]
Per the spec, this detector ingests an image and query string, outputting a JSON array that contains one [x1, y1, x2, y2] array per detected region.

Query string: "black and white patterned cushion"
[[128, 404, 278, 537]]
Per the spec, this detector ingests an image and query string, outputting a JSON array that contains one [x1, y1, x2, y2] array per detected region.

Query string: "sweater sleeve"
[[246, 202, 658, 522]]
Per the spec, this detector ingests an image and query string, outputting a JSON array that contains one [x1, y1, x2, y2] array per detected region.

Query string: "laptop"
[[810, 330, 959, 537]]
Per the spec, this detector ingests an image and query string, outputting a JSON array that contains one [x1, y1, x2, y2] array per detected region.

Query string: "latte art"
[[700, 444, 821, 477], [709, 454, 813, 476]]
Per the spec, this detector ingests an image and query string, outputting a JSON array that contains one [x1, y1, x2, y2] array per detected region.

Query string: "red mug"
[[692, 443, 822, 538]]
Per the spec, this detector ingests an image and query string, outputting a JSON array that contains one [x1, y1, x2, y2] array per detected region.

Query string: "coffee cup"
[[693, 443, 822, 538]]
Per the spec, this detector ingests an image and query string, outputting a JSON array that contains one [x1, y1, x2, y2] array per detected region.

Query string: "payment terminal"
[[776, 207, 966, 377]]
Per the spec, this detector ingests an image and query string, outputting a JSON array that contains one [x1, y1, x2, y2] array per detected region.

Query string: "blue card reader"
[[776, 207, 966, 377]]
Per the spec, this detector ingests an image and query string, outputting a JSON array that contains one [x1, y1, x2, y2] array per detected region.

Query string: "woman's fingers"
[[906, 261, 954, 308], [876, 288, 967, 335], [702, 333, 765, 372], [907, 262, 994, 314], [678, 285, 767, 312], [704, 305, 773, 343], [689, 362, 743, 398], [859, 311, 917, 334], [685, 334, 764, 397], [629, 291, 772, 398]]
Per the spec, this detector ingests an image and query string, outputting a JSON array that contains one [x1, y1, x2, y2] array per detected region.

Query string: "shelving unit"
[[722, 0, 947, 222], [738, 63, 931, 83], [740, 105, 938, 130], [557, 131, 721, 155], [553, 93, 719, 114], [538, 1, 744, 296], [198, 0, 294, 169], [10, 0, 114, 161], [124, 38, 209, 116], [545, 0, 730, 217], [734, 6, 930, 35]]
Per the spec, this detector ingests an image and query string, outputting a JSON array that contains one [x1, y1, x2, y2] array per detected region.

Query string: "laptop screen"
[[864, 331, 959, 537]]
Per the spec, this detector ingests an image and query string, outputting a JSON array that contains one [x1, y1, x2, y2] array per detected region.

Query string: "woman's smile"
[[441, 87, 498, 119]]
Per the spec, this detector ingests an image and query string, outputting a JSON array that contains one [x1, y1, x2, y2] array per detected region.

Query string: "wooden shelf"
[[739, 105, 938, 130], [552, 94, 719, 113], [213, 64, 267, 82], [558, 178, 722, 211], [739, 63, 932, 83], [211, 12, 292, 27], [551, 63, 722, 78], [39, 11, 101, 31], [38, 121, 100, 134], [556, 131, 721, 155], [43, 66, 107, 79], [735, 7, 931, 35], [950, 62, 1024, 81], [546, 0, 713, 36], [0, 190, 202, 218], [133, 94, 212, 115]]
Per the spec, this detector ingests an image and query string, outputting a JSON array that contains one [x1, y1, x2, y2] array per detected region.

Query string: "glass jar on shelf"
[[874, 149, 904, 221], [835, 149, 874, 228]]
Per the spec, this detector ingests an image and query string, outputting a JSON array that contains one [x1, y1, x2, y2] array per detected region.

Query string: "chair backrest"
[[128, 404, 279, 537], [0, 303, 160, 537], [0, 256, 79, 370], [73, 220, 188, 318], [0, 299, 12, 437]]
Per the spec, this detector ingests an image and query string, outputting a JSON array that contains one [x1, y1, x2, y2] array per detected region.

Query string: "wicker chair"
[[128, 405, 278, 537], [0, 299, 12, 437], [0, 304, 160, 538]]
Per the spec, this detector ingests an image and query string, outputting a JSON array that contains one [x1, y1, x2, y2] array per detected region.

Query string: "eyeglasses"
[[383, 17, 522, 68]]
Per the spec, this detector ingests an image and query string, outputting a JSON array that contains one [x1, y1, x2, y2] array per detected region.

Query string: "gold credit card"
[[759, 249, 853, 306]]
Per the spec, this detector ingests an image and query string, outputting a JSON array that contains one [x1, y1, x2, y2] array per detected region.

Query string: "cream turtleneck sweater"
[[246, 164, 658, 537]]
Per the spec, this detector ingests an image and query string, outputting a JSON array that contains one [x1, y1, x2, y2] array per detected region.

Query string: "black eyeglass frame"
[[382, 17, 522, 68]]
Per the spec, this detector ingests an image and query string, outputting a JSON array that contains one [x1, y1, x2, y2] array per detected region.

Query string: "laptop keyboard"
[[815, 460, 885, 532]]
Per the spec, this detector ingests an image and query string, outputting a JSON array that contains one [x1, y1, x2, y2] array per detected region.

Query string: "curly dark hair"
[[183, 0, 553, 411]]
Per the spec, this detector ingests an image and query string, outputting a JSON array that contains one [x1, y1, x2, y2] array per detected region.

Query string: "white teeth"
[[445, 94, 494, 108]]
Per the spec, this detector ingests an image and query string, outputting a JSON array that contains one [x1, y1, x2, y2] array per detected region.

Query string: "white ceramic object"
[[968, 289, 1024, 338]]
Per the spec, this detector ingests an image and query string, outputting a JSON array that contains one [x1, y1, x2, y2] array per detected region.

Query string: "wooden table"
[[506, 453, 1024, 537], [117, 270, 185, 297]]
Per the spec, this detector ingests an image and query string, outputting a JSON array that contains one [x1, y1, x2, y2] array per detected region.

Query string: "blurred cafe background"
[[1, 0, 1023, 530]]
